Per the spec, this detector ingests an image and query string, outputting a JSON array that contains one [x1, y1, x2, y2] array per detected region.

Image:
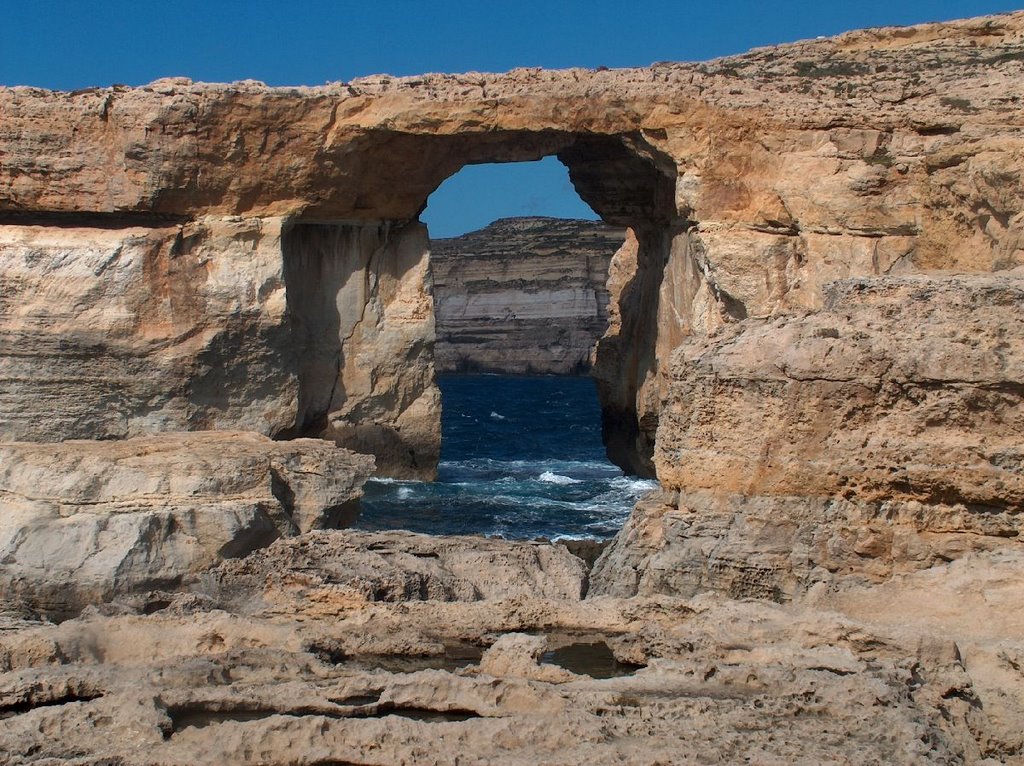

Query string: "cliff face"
[[431, 217, 624, 375], [1, 13, 1023, 480], [0, 218, 437, 478], [592, 273, 1024, 599]]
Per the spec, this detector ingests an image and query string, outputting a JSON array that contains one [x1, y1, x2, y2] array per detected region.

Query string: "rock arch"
[[2, 16, 1023, 478], [274, 130, 683, 478]]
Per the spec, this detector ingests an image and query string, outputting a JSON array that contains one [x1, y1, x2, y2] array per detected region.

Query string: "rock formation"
[[0, 217, 438, 478], [431, 217, 623, 375], [2, 537, 1024, 763], [2, 11, 1023, 476], [203, 529, 588, 607], [0, 10, 1023, 765], [0, 432, 374, 617], [591, 273, 1024, 600]]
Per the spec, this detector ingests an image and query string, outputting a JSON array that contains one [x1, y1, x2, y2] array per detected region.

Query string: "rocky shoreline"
[[4, 525, 1023, 763], [1, 10, 1023, 764]]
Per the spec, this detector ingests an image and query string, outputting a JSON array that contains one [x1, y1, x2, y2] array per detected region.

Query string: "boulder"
[[0, 431, 373, 616]]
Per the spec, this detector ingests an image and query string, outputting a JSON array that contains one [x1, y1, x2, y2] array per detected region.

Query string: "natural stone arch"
[[3, 20, 1022, 480], [278, 129, 682, 478]]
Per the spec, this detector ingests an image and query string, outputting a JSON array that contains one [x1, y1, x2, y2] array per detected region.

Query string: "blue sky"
[[3, 0, 1020, 235]]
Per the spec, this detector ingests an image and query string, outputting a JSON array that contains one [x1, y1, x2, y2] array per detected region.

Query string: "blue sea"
[[356, 375, 658, 540]]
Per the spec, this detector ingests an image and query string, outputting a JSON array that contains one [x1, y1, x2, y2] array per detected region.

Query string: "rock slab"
[[0, 431, 374, 616], [203, 529, 588, 608]]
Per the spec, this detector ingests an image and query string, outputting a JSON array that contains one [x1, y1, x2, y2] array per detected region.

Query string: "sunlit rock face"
[[1, 14, 1024, 765], [0, 217, 437, 478], [431, 217, 624, 375], [279, 221, 439, 478], [0, 431, 374, 617], [1, 12, 1023, 478], [591, 274, 1024, 599]]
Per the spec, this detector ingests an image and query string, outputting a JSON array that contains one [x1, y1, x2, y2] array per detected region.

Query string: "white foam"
[[608, 476, 660, 493], [538, 471, 582, 485], [490, 411, 506, 420]]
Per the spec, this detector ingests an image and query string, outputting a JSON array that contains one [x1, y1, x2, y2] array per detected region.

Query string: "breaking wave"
[[538, 471, 582, 485]]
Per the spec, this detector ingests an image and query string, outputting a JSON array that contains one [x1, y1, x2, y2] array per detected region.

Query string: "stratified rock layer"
[[0, 218, 438, 478], [431, 217, 623, 374], [2, 12, 1023, 475], [2, 546, 1023, 763], [0, 432, 373, 616], [592, 273, 1024, 599], [203, 529, 588, 607]]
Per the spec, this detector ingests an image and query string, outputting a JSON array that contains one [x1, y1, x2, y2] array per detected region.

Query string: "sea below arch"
[[356, 374, 659, 540]]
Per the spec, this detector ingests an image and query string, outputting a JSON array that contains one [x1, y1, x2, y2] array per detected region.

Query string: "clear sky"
[[3, 0, 1020, 235]]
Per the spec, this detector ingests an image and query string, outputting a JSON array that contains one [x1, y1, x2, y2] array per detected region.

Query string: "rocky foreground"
[[1, 270, 1021, 764], [1, 10, 1023, 766], [2, 533, 1023, 763], [431, 217, 624, 375]]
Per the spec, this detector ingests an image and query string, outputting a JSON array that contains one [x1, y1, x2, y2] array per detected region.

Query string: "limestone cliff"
[[431, 217, 624, 375], [591, 273, 1024, 599], [2, 11, 1023, 477], [0, 218, 438, 478]]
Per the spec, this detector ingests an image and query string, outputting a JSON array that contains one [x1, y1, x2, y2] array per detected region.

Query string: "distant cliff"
[[431, 217, 625, 375]]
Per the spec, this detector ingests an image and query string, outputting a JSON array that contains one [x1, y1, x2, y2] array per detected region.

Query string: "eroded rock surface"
[[431, 217, 624, 374], [201, 529, 588, 609], [0, 218, 438, 478], [0, 466, 1022, 762], [2, 549, 1023, 764], [0, 432, 373, 617], [1, 12, 1024, 765], [592, 273, 1024, 600]]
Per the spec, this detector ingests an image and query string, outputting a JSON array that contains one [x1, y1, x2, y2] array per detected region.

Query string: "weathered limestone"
[[0, 13, 1023, 763], [2, 12, 1023, 475], [0, 432, 374, 616], [0, 218, 437, 477], [280, 221, 439, 478], [202, 529, 588, 608], [592, 274, 1024, 599], [431, 217, 623, 375], [0, 218, 295, 440], [478, 633, 579, 683], [2, 560, 1022, 763]]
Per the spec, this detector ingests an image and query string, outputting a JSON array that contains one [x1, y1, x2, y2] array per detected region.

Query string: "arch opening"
[[425, 156, 617, 377], [278, 130, 682, 487], [355, 153, 662, 539]]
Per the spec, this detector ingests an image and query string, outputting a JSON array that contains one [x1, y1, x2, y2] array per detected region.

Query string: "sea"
[[355, 374, 658, 540]]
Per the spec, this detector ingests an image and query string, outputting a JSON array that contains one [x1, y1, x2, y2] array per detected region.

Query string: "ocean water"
[[356, 375, 658, 540]]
